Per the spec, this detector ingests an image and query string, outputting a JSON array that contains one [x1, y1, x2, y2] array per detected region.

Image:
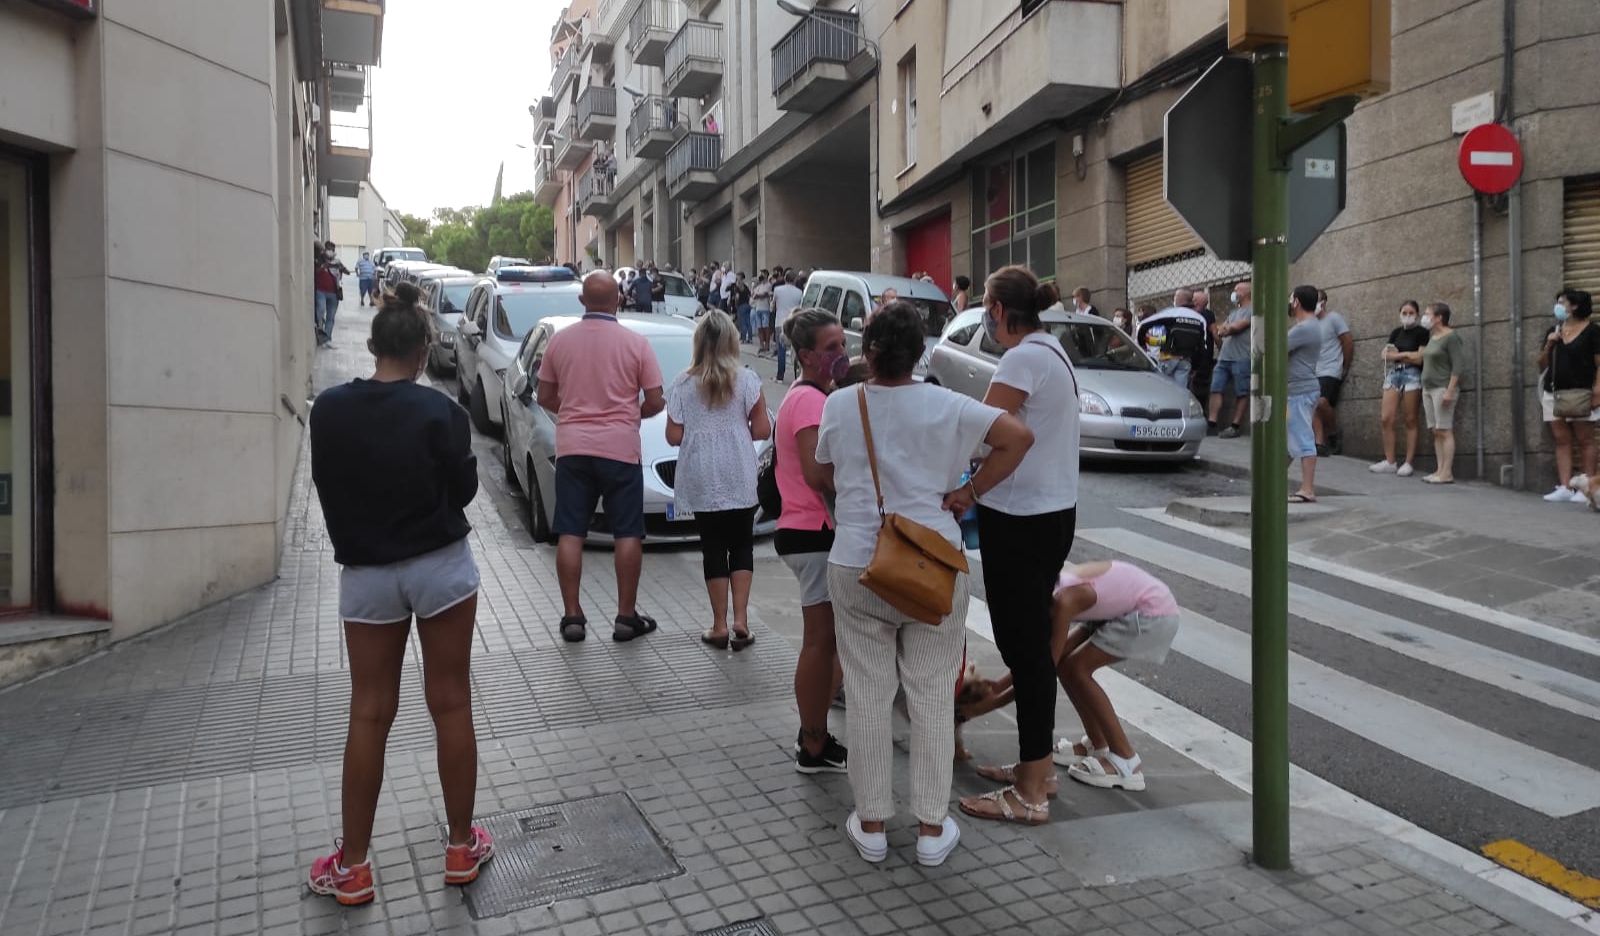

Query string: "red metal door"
[[903, 212, 952, 298]]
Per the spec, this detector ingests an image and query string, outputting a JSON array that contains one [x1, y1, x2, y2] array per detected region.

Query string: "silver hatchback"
[[925, 308, 1205, 462]]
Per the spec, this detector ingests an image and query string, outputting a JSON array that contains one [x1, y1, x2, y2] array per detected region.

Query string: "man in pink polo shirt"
[[537, 272, 666, 643]]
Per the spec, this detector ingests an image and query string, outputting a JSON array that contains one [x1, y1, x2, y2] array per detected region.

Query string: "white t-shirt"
[[815, 383, 1003, 568], [979, 333, 1081, 515], [665, 368, 763, 512], [773, 283, 804, 326]]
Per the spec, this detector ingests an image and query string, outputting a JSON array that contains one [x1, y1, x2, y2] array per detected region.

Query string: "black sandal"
[[730, 628, 755, 651], [560, 615, 587, 643], [612, 611, 658, 643], [701, 628, 729, 650]]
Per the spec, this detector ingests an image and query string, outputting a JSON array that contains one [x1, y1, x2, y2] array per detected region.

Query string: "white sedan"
[[455, 278, 583, 434]]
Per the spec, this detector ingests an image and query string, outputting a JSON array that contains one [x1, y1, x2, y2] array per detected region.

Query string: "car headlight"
[[1187, 395, 1204, 417], [1079, 390, 1113, 416]]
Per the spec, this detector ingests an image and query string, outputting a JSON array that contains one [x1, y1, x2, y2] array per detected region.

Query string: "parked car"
[[415, 269, 487, 376], [385, 260, 452, 290], [499, 313, 777, 544], [485, 256, 533, 275], [926, 307, 1205, 462], [801, 271, 955, 380], [373, 247, 426, 285], [455, 276, 583, 434], [613, 267, 701, 318]]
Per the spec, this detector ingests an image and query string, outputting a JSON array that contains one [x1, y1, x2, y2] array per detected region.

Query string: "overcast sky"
[[369, 0, 562, 218]]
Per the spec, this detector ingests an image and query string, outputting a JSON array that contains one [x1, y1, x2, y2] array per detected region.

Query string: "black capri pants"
[[976, 505, 1077, 763], [695, 507, 757, 580]]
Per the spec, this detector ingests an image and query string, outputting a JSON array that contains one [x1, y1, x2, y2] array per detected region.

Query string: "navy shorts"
[[554, 455, 645, 539]]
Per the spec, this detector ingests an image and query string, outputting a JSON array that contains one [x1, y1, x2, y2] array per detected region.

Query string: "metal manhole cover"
[[455, 792, 683, 919], [697, 920, 779, 936]]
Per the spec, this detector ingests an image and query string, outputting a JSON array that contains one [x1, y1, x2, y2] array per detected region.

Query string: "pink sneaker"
[[444, 826, 495, 886], [307, 841, 375, 906]]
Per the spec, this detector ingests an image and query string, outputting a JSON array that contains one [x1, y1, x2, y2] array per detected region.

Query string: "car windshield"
[[439, 284, 473, 315], [869, 296, 954, 338], [647, 334, 694, 381], [391, 249, 425, 261], [661, 276, 694, 298], [497, 291, 582, 339], [1044, 320, 1156, 372]]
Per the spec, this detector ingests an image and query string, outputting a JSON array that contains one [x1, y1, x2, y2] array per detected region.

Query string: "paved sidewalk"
[[0, 305, 1585, 935], [1194, 435, 1600, 637]]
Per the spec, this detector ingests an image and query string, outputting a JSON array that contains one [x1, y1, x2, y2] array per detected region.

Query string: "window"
[[899, 53, 917, 168], [802, 282, 822, 307], [819, 285, 844, 314], [970, 140, 1056, 287], [841, 290, 867, 327]]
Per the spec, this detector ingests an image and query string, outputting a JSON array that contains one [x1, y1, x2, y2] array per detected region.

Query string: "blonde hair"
[[689, 309, 742, 408]]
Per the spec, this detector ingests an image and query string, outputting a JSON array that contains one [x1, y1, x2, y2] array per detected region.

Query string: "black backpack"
[[1160, 315, 1207, 357], [757, 382, 826, 518]]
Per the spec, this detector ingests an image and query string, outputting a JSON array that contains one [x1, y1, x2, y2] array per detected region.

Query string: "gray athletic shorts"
[[781, 551, 832, 608], [1084, 611, 1179, 665], [339, 538, 480, 624]]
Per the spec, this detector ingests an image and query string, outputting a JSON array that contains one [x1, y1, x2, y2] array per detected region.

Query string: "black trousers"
[[977, 505, 1077, 762], [695, 507, 756, 580]]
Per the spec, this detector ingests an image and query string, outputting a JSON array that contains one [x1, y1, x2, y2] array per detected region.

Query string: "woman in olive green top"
[[1420, 302, 1468, 484]]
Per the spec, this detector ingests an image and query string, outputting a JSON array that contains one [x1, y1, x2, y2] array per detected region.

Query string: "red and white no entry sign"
[[1458, 123, 1523, 195]]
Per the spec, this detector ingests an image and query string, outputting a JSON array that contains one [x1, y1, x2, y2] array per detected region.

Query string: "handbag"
[[854, 385, 969, 625], [1552, 328, 1594, 419]]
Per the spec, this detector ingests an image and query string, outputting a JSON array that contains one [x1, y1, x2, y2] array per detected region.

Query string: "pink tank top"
[[1056, 561, 1179, 621]]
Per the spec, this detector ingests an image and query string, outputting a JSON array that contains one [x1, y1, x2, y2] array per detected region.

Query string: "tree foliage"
[[401, 193, 556, 272]]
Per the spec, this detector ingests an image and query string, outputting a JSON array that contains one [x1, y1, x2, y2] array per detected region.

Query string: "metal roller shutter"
[[1125, 152, 1201, 266], [1565, 176, 1600, 294]]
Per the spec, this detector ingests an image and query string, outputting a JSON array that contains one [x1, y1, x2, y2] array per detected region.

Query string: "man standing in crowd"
[[537, 272, 666, 644], [1208, 282, 1252, 438], [772, 270, 804, 382], [649, 265, 667, 310], [732, 272, 753, 344], [1136, 288, 1208, 389], [1314, 288, 1353, 455], [1189, 288, 1218, 404], [355, 251, 376, 307], [751, 270, 775, 356], [1072, 287, 1101, 318], [631, 266, 655, 313], [313, 243, 347, 345], [1288, 285, 1323, 502]]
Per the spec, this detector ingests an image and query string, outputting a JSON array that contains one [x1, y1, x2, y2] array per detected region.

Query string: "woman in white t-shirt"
[[950, 265, 1081, 827], [666, 310, 771, 650], [813, 302, 1034, 868]]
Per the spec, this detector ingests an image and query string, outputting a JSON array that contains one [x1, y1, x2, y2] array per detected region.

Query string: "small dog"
[[887, 660, 1004, 762], [1570, 474, 1600, 512]]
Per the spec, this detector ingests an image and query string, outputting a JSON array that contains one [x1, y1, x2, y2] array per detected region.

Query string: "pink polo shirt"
[[538, 315, 664, 464]]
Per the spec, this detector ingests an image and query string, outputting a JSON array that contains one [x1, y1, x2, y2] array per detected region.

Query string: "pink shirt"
[[538, 315, 664, 464], [775, 382, 832, 531], [1056, 561, 1179, 620]]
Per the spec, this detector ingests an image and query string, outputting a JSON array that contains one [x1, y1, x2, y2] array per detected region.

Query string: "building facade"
[[537, 0, 1600, 488], [330, 179, 401, 267], [0, 0, 385, 671]]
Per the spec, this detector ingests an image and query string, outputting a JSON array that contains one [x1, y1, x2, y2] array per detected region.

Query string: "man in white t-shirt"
[[772, 270, 805, 382]]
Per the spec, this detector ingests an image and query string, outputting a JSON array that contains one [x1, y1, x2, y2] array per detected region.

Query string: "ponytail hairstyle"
[[782, 306, 840, 352], [688, 309, 742, 408], [984, 264, 1055, 333], [369, 281, 434, 360]]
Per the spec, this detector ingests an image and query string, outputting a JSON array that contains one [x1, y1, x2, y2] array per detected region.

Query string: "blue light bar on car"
[[496, 266, 577, 283]]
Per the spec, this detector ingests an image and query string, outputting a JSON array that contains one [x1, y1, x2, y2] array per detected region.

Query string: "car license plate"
[[666, 503, 694, 522], [1131, 424, 1183, 440]]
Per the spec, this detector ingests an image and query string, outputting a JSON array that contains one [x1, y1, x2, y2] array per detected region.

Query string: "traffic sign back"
[[1457, 123, 1523, 195]]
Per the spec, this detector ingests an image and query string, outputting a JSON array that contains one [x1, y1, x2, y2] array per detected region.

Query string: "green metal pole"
[[1250, 42, 1291, 871]]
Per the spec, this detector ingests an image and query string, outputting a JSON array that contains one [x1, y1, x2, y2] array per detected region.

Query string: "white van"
[[799, 271, 956, 379]]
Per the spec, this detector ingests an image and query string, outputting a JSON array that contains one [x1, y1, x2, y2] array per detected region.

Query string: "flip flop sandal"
[[612, 611, 658, 643], [701, 629, 729, 650], [958, 786, 1050, 826], [730, 629, 755, 651], [559, 615, 587, 643], [1288, 493, 1317, 503], [1051, 735, 1108, 768], [973, 763, 1059, 798], [1067, 753, 1147, 791]]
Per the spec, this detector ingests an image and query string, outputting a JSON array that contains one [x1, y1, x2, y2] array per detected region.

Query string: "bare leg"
[[730, 570, 753, 634], [1379, 388, 1399, 464], [1298, 455, 1317, 499], [1232, 394, 1249, 428], [556, 535, 585, 618], [1551, 419, 1575, 487], [704, 577, 729, 636], [1402, 390, 1421, 465], [339, 620, 411, 866], [418, 595, 479, 847], [1435, 430, 1456, 481], [796, 602, 837, 755], [1061, 643, 1136, 762], [1314, 399, 1328, 445], [1208, 392, 1225, 424], [614, 537, 642, 618], [1577, 420, 1597, 478]]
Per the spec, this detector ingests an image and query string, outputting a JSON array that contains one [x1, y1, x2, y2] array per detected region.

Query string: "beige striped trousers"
[[827, 564, 970, 826]]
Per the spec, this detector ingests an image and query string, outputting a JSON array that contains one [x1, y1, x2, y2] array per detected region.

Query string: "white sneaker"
[[1369, 460, 1397, 474], [1545, 486, 1574, 502], [1396, 463, 1415, 477], [915, 817, 961, 867], [1570, 489, 1591, 504], [845, 812, 887, 864]]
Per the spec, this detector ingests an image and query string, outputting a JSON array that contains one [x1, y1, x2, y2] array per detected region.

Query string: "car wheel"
[[470, 378, 496, 434], [500, 405, 516, 479], [527, 459, 553, 543]]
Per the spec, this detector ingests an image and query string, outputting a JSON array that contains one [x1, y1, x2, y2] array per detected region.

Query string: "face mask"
[[1420, 314, 1435, 330], [1229, 291, 1239, 305], [982, 305, 1002, 343], [1555, 303, 1570, 322], [1401, 314, 1417, 328], [809, 349, 849, 382], [1113, 316, 1129, 330]]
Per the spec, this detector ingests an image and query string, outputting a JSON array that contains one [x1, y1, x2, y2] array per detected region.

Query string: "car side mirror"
[[512, 374, 534, 404]]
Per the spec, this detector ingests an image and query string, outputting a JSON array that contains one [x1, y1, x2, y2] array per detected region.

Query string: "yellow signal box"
[[1228, 0, 1288, 51], [1287, 0, 1391, 112]]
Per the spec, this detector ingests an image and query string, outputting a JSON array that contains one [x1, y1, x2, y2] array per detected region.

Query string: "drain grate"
[[696, 920, 779, 936], [458, 792, 683, 919]]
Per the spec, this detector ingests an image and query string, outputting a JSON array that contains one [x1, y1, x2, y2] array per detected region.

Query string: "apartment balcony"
[[552, 44, 579, 98], [577, 86, 617, 141], [553, 116, 593, 171], [319, 67, 370, 198], [577, 166, 617, 219], [772, 8, 870, 112], [321, 0, 384, 67], [532, 95, 557, 145], [663, 20, 722, 100], [534, 148, 561, 206], [628, 0, 682, 69], [581, 14, 614, 65], [626, 95, 684, 161], [665, 131, 720, 203]]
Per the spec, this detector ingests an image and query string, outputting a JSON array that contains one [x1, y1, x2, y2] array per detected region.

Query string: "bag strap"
[[1032, 334, 1080, 399], [856, 385, 886, 519]]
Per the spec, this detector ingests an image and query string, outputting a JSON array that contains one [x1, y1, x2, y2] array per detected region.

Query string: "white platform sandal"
[[1051, 735, 1109, 768], [1067, 751, 1147, 791]]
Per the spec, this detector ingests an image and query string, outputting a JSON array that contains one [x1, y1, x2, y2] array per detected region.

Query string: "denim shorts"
[[554, 455, 645, 539], [1383, 364, 1422, 393], [340, 537, 479, 624], [1210, 358, 1249, 396], [1287, 390, 1319, 458]]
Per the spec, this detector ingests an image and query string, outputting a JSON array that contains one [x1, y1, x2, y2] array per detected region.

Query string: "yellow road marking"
[[1481, 839, 1600, 909]]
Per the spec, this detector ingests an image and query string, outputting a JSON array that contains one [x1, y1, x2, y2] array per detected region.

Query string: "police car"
[[455, 266, 580, 434]]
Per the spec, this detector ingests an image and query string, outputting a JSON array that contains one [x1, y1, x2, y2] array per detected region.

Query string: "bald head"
[[1234, 282, 1252, 305], [1173, 288, 1194, 308], [581, 270, 620, 313], [1192, 290, 1210, 311]]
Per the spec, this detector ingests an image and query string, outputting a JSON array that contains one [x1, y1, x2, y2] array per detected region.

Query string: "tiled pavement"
[[0, 303, 1564, 935]]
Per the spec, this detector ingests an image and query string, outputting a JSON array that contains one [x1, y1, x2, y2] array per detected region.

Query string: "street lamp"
[[776, 0, 881, 60]]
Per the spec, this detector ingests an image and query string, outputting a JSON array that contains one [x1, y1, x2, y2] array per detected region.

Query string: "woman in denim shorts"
[[1371, 300, 1429, 477], [305, 282, 493, 905]]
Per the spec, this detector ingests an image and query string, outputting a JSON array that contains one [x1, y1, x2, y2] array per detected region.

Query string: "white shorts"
[[1423, 388, 1456, 431], [339, 538, 479, 624], [781, 551, 832, 608]]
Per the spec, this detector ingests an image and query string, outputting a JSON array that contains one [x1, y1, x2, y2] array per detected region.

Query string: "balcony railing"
[[666, 131, 721, 185], [326, 67, 372, 154], [773, 9, 861, 92], [578, 86, 617, 126], [626, 94, 682, 158], [577, 165, 614, 204], [552, 43, 579, 95], [628, 0, 682, 65], [664, 20, 722, 99]]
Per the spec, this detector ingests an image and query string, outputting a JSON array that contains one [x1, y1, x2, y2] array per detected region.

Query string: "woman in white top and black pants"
[[951, 265, 1081, 826]]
